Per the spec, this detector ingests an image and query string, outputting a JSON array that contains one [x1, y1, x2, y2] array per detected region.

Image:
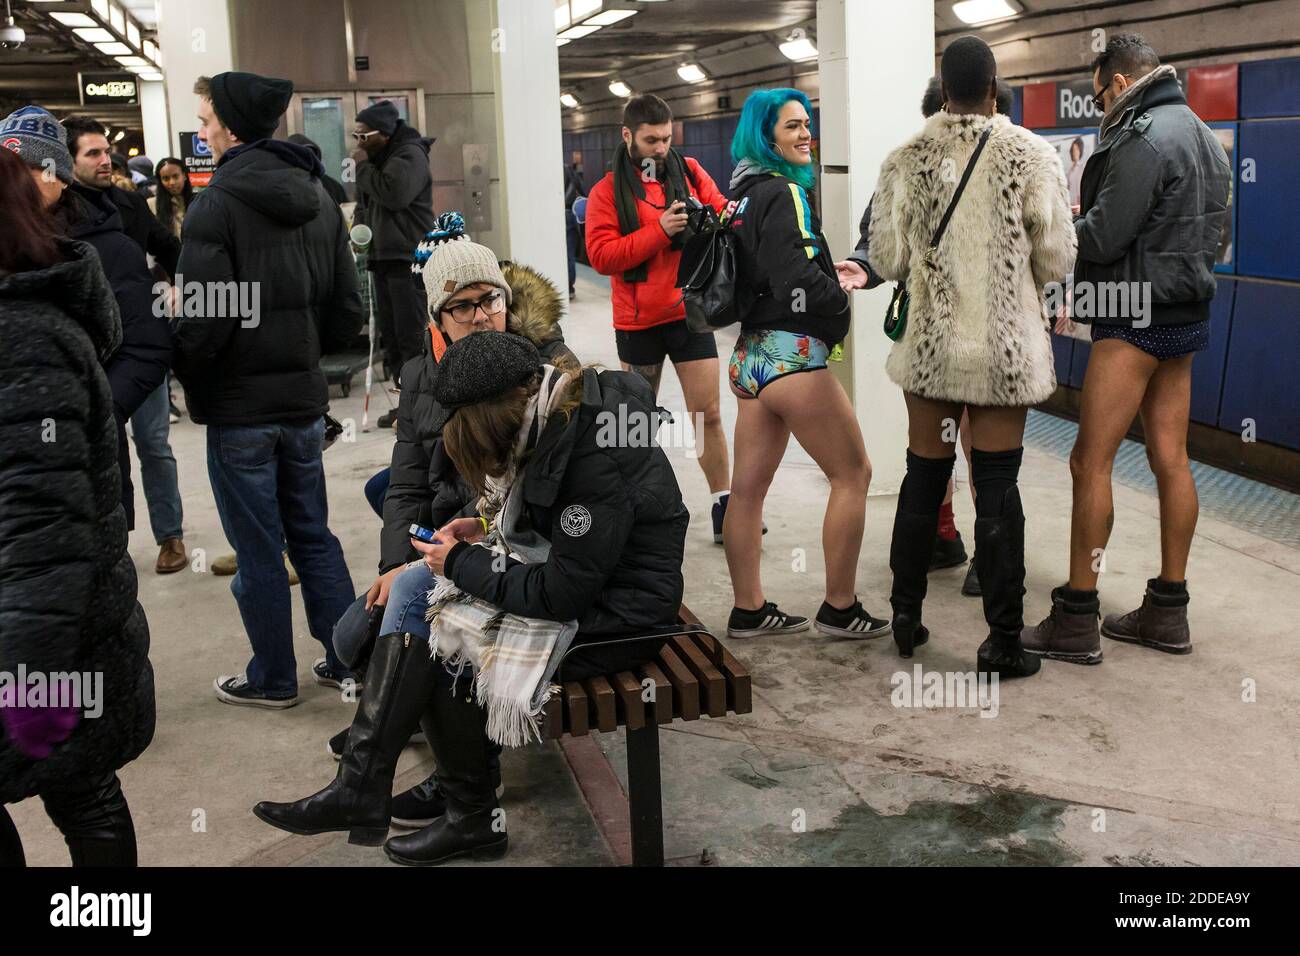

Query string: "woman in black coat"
[[0, 148, 154, 866]]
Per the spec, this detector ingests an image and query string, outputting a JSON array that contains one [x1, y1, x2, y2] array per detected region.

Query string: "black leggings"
[[0, 772, 137, 867]]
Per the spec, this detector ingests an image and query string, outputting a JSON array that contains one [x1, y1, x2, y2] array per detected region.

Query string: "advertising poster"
[[179, 131, 215, 189], [1210, 123, 1237, 271]]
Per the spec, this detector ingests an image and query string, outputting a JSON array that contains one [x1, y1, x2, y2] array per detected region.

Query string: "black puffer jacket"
[[0, 240, 155, 804], [1075, 65, 1231, 326], [172, 140, 364, 424], [443, 367, 688, 639], [355, 123, 437, 263], [108, 183, 181, 279], [380, 262, 574, 573]]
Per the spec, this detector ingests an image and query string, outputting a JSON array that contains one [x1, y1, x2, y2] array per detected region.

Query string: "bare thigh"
[[761, 369, 868, 479]]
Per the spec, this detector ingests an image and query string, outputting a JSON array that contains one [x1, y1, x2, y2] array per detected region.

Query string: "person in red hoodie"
[[585, 94, 738, 543]]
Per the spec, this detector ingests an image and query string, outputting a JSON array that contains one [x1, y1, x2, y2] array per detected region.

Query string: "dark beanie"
[[210, 71, 293, 143], [356, 100, 400, 136], [434, 333, 540, 410]]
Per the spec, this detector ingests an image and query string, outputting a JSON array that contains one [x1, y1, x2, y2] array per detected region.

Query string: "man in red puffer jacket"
[[585, 94, 738, 544]]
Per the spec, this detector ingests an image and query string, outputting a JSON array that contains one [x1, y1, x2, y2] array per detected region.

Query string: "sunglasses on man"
[[352, 129, 383, 142]]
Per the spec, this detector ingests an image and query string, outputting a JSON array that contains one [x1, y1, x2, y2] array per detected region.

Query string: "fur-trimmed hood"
[[868, 111, 1077, 406], [502, 260, 565, 348]]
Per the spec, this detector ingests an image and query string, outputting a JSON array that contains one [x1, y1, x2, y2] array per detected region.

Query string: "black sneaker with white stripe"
[[727, 602, 810, 638], [814, 599, 892, 639]]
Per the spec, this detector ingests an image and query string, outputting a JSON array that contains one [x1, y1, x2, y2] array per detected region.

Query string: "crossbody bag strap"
[[929, 125, 992, 250]]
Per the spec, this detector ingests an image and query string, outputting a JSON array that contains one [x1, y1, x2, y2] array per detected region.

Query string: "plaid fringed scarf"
[[424, 366, 578, 747]]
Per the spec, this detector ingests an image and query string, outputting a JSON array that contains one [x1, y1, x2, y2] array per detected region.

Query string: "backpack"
[[676, 201, 753, 332]]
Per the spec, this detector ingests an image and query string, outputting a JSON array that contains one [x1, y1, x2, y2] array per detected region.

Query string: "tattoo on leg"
[[630, 363, 663, 397]]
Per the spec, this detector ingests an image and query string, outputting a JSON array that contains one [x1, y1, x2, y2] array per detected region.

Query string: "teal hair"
[[729, 88, 816, 191]]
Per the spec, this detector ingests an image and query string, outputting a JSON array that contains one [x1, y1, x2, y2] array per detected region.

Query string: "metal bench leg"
[[625, 722, 664, 867]]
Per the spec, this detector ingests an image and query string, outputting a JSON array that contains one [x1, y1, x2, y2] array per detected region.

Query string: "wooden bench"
[[541, 605, 752, 866]]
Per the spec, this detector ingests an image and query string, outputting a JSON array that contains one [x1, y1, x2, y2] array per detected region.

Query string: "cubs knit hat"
[[433, 332, 541, 410], [209, 71, 294, 144], [0, 106, 74, 184], [413, 212, 512, 319]]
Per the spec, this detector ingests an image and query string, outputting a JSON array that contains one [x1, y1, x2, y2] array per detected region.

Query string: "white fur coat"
[[869, 112, 1077, 406]]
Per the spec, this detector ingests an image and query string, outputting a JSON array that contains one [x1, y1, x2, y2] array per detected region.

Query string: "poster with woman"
[[1039, 129, 1099, 341]]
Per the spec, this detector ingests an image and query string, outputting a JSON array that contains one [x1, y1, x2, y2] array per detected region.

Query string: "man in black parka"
[[172, 72, 364, 708]]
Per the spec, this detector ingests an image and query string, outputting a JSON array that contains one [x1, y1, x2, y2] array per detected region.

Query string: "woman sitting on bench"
[[255, 325, 688, 866]]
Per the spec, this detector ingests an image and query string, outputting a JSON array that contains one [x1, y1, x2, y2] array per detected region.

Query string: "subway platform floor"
[[8, 265, 1298, 866]]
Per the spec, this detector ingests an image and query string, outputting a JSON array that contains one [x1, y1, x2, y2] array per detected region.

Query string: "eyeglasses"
[[1091, 75, 1127, 112], [351, 130, 382, 142], [442, 290, 506, 325]]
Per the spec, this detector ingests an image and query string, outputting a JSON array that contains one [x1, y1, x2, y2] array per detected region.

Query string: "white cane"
[[349, 224, 377, 430]]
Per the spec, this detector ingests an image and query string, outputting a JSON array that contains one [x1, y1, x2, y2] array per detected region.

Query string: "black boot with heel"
[[888, 451, 955, 658], [252, 632, 438, 845]]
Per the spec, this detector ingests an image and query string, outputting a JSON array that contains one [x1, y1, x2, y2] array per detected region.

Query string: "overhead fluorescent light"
[[554, 4, 570, 31], [556, 37, 570, 46], [143, 39, 159, 62], [73, 27, 116, 42], [677, 63, 707, 83], [951, 0, 1022, 25], [778, 36, 818, 61], [560, 92, 579, 108], [586, 9, 637, 25], [138, 72, 164, 82], [95, 41, 132, 54], [109, 3, 125, 34], [91, 0, 109, 19], [558, 24, 601, 39], [608, 80, 632, 98], [51, 12, 97, 27], [126, 20, 139, 47], [115, 55, 149, 66]]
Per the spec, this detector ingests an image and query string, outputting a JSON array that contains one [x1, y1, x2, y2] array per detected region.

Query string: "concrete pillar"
[[489, 0, 567, 294], [139, 80, 170, 166], [155, 0, 234, 160], [816, 0, 935, 494]]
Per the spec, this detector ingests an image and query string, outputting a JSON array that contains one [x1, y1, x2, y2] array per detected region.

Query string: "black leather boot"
[[253, 632, 437, 845], [973, 488, 1040, 679], [889, 508, 937, 658], [43, 772, 137, 867], [384, 670, 507, 865]]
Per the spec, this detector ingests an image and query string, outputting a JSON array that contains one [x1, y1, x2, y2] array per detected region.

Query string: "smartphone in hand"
[[409, 524, 442, 544]]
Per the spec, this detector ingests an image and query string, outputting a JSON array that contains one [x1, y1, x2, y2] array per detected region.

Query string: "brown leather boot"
[[1101, 579, 1192, 654], [155, 538, 188, 574], [1021, 586, 1102, 665]]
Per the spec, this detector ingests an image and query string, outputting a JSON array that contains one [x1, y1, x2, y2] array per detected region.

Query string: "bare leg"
[[620, 361, 663, 398], [1068, 340, 1158, 591], [674, 357, 730, 494], [1137, 354, 1197, 581], [761, 370, 870, 609], [724, 393, 789, 609], [960, 408, 976, 508]]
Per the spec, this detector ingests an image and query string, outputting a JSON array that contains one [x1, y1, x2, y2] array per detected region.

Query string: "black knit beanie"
[[356, 100, 400, 136], [210, 71, 294, 143], [434, 333, 540, 410]]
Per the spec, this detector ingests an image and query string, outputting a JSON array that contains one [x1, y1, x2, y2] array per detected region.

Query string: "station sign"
[[179, 131, 216, 188], [79, 72, 139, 106]]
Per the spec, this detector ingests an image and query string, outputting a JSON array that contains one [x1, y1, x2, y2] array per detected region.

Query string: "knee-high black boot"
[[253, 632, 438, 845], [889, 450, 956, 657], [0, 805, 23, 866], [42, 773, 137, 867], [970, 449, 1040, 679], [384, 669, 507, 866]]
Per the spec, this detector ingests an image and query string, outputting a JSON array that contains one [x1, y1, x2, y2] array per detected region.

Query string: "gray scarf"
[[1100, 64, 1177, 140]]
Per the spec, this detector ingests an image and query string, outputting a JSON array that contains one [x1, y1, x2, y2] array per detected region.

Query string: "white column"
[[155, 0, 234, 158], [139, 80, 170, 164], [490, 0, 567, 292], [817, 0, 935, 494]]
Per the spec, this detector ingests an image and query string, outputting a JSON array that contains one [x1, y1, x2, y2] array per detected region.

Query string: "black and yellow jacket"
[[727, 166, 850, 346]]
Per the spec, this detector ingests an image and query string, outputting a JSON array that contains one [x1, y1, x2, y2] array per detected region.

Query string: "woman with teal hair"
[[721, 87, 888, 642]]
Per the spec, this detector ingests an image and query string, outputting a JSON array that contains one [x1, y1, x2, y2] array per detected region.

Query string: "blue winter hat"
[[0, 106, 75, 184]]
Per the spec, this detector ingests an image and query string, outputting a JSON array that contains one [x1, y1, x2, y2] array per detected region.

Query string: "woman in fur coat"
[[868, 37, 1076, 677]]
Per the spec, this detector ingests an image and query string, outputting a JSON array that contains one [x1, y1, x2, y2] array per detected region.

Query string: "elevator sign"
[[179, 131, 216, 188], [79, 72, 139, 106]]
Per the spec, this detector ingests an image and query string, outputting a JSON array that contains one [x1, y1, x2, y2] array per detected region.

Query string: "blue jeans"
[[206, 418, 355, 697], [380, 562, 436, 641], [130, 382, 183, 543], [364, 467, 390, 518]]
